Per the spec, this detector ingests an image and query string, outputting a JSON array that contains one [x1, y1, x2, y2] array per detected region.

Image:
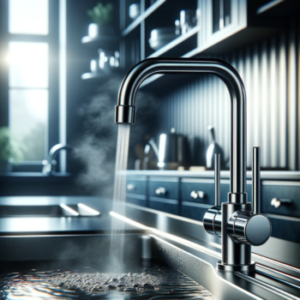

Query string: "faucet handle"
[[252, 147, 260, 214], [214, 153, 221, 207]]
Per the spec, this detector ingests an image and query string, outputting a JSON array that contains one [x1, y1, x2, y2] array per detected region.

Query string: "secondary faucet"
[[115, 58, 271, 273], [42, 144, 72, 175]]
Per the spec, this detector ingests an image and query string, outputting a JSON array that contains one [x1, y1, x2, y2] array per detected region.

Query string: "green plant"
[[0, 127, 24, 162], [87, 3, 114, 25]]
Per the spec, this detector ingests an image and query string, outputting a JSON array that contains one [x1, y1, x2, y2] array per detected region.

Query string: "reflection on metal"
[[60, 204, 79, 216], [235, 271, 299, 300], [78, 203, 100, 216], [158, 33, 290, 169], [109, 211, 221, 258]]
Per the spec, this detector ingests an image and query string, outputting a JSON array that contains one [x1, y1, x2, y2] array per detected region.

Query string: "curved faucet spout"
[[115, 58, 246, 196]]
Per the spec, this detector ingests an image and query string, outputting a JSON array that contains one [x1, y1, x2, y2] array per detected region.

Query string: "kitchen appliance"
[[206, 125, 224, 169], [149, 27, 177, 50], [149, 128, 190, 169]]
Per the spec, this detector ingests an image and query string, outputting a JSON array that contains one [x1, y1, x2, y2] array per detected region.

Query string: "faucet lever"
[[252, 147, 260, 214], [214, 153, 221, 207]]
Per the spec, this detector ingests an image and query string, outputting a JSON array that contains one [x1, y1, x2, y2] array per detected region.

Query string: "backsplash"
[[156, 21, 299, 170]]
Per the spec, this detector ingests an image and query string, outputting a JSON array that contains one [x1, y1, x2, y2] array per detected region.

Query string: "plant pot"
[[0, 160, 13, 173], [88, 23, 115, 38]]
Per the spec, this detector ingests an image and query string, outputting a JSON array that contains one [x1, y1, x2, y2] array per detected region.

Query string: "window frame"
[[0, 0, 59, 171]]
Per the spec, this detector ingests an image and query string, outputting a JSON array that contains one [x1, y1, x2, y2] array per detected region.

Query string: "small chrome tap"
[[115, 57, 271, 273]]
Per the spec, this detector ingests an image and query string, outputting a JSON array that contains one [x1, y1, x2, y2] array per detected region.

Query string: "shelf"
[[81, 35, 119, 44], [81, 72, 107, 80], [81, 69, 123, 81], [148, 25, 200, 58], [141, 25, 281, 88], [256, 0, 300, 17], [122, 0, 167, 37]]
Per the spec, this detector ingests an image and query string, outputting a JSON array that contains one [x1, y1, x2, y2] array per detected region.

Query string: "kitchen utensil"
[[129, 3, 140, 19], [149, 27, 177, 50], [206, 125, 224, 169], [149, 128, 190, 169], [180, 9, 198, 34]]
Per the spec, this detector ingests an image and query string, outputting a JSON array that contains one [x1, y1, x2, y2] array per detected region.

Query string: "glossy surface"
[[116, 58, 247, 195]]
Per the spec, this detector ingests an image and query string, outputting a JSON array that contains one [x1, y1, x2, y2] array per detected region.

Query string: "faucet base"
[[216, 261, 256, 273]]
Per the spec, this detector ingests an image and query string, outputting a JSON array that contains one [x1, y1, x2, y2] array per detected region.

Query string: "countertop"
[[0, 196, 136, 235], [123, 170, 300, 180]]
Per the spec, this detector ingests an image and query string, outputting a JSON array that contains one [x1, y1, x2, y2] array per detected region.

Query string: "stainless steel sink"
[[0, 203, 100, 217], [0, 232, 298, 300]]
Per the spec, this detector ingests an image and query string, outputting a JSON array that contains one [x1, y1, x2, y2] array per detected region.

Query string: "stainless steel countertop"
[[124, 170, 300, 180]]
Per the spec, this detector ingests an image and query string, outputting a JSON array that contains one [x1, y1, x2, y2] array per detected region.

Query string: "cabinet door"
[[126, 176, 148, 207], [198, 0, 247, 46], [149, 177, 179, 215]]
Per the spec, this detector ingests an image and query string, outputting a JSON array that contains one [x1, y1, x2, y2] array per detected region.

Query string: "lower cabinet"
[[149, 177, 180, 215], [125, 174, 300, 243], [126, 176, 148, 207]]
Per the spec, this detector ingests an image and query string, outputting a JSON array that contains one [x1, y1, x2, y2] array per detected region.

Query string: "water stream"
[[110, 125, 131, 271]]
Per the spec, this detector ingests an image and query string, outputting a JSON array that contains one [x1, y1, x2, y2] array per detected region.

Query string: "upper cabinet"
[[81, 0, 299, 84]]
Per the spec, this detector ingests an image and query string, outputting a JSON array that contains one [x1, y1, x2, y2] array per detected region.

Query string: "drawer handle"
[[190, 191, 205, 199], [155, 187, 167, 195], [271, 198, 292, 208], [127, 184, 135, 191]]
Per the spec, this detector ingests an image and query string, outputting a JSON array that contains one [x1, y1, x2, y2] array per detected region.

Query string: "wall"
[[155, 19, 300, 170]]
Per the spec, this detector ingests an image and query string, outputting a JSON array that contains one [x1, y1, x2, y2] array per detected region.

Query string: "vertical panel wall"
[[157, 25, 300, 169]]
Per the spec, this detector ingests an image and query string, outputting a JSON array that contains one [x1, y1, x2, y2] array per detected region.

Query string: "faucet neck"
[[116, 58, 247, 196]]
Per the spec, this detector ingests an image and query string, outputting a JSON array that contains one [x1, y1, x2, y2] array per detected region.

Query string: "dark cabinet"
[[126, 176, 148, 207], [125, 173, 300, 243], [148, 177, 180, 215]]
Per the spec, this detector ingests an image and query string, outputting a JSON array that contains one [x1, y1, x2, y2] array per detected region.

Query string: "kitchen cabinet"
[[126, 171, 300, 243], [126, 175, 148, 207]]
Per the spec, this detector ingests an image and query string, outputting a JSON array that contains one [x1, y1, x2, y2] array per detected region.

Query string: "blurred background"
[[0, 0, 299, 198]]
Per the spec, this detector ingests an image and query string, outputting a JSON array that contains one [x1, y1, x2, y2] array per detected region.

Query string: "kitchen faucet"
[[42, 144, 72, 175], [115, 58, 271, 273]]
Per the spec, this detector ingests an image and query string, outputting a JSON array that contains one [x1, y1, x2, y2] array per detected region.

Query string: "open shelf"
[[141, 25, 282, 88], [81, 72, 110, 80], [81, 35, 119, 44], [256, 0, 300, 17], [122, 0, 167, 37], [148, 25, 200, 58]]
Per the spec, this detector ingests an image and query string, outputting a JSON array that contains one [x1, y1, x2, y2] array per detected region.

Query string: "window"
[[1, 0, 59, 167]]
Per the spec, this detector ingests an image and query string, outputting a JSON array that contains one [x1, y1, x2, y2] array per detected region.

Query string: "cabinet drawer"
[[149, 177, 179, 200], [181, 179, 214, 204], [127, 195, 147, 207], [126, 176, 147, 196], [181, 179, 253, 205], [149, 198, 179, 215], [268, 216, 300, 243], [262, 182, 300, 218]]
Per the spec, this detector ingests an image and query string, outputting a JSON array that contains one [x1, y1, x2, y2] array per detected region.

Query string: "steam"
[[72, 74, 160, 198]]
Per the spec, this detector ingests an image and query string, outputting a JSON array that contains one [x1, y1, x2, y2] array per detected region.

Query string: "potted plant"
[[0, 127, 24, 172], [87, 2, 114, 38]]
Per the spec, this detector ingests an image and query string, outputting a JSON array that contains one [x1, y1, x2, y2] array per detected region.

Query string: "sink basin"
[[0, 203, 100, 217], [0, 232, 296, 299]]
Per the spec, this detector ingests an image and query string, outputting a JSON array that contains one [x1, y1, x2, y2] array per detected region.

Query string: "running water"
[[110, 125, 131, 271]]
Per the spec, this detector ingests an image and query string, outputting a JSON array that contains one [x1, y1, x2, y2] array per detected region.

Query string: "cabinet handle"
[[271, 198, 292, 208], [190, 191, 205, 199], [156, 187, 167, 195], [127, 184, 135, 191]]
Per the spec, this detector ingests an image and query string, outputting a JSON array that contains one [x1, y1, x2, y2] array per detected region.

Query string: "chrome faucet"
[[42, 144, 72, 175], [115, 58, 271, 273]]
